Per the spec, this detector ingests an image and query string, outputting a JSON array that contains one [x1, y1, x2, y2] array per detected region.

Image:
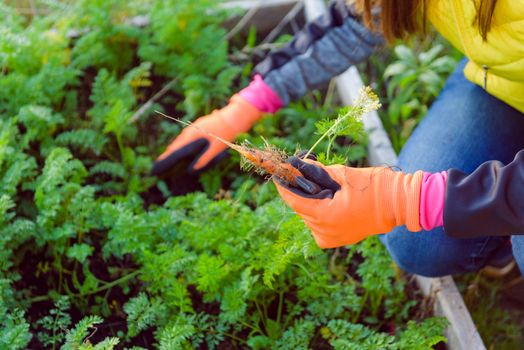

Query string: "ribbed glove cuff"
[[382, 170, 424, 232]]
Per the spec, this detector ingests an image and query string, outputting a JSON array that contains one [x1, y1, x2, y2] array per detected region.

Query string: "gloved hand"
[[152, 94, 263, 175], [274, 157, 424, 248]]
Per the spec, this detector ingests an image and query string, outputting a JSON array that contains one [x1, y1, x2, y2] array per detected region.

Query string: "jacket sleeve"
[[254, 0, 383, 106], [444, 149, 524, 238]]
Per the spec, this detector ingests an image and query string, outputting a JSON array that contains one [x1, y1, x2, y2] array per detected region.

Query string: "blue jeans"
[[380, 59, 524, 277]]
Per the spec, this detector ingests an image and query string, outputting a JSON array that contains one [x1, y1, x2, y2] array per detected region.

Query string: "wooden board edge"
[[221, 0, 299, 10], [66, 1, 302, 38], [415, 276, 486, 350]]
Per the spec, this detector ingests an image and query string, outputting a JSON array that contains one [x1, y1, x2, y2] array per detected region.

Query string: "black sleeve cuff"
[[444, 150, 524, 238]]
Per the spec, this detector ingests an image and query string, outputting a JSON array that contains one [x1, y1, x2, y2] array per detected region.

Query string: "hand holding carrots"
[[152, 95, 263, 175], [274, 157, 424, 248]]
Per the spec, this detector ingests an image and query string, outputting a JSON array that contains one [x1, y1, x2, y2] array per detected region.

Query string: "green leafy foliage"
[[396, 318, 448, 349], [0, 304, 31, 350], [56, 129, 108, 156], [124, 293, 165, 337], [62, 316, 119, 350], [34, 148, 88, 237], [36, 297, 72, 348], [67, 0, 144, 73], [309, 86, 378, 165], [140, 0, 241, 116], [374, 38, 460, 152], [323, 316, 447, 350], [0, 1, 446, 349]]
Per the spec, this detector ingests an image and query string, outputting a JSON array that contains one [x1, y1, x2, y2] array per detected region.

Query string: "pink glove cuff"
[[238, 74, 284, 114], [420, 171, 448, 231]]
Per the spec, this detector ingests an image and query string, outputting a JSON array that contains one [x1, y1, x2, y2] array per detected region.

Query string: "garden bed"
[[0, 1, 474, 349]]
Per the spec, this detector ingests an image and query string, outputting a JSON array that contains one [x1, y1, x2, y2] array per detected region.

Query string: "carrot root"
[[237, 145, 302, 187], [154, 110, 301, 186]]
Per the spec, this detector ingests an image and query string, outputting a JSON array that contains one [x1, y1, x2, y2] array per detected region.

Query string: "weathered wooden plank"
[[221, 0, 299, 11], [222, 0, 302, 36], [302, 1, 486, 349], [66, 1, 302, 38], [417, 276, 486, 350]]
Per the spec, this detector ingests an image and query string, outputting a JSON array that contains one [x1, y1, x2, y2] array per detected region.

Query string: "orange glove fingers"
[[153, 95, 263, 174], [274, 157, 424, 248], [191, 95, 263, 171]]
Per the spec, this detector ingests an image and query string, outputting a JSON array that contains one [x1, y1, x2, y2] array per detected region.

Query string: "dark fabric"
[[278, 157, 341, 199], [444, 149, 524, 238], [255, 0, 354, 76], [256, 0, 382, 105]]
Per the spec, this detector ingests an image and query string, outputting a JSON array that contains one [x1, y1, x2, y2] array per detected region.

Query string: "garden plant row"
[[1, 1, 448, 349]]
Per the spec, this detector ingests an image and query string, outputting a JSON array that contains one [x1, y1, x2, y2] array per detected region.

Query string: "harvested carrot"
[[236, 143, 303, 187], [155, 111, 304, 188]]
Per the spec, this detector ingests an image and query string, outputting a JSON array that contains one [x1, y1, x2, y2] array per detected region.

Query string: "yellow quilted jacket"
[[427, 0, 524, 112]]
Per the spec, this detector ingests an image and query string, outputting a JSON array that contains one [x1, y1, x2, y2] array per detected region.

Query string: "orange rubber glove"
[[274, 157, 424, 248], [152, 94, 263, 175]]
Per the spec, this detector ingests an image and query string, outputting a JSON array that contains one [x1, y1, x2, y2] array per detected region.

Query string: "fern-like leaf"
[[34, 147, 87, 232], [0, 307, 31, 350], [0, 194, 15, 226], [0, 152, 37, 196], [56, 129, 108, 156], [61, 315, 103, 350], [124, 293, 164, 337], [18, 105, 64, 146], [91, 337, 120, 350], [158, 321, 196, 350], [89, 161, 126, 179]]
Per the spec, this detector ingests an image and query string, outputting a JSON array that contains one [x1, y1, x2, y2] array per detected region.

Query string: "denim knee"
[[511, 235, 524, 275], [380, 227, 510, 277], [378, 228, 451, 277]]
